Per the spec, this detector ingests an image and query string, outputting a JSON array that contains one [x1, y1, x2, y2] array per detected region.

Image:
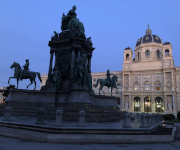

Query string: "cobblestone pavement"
[[0, 135, 179, 150]]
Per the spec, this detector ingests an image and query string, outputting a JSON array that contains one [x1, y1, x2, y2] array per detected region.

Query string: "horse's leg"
[[17, 78, 19, 89], [8, 77, 16, 84], [116, 87, 119, 94], [27, 79, 33, 89], [102, 86, 105, 95], [34, 80, 36, 90]]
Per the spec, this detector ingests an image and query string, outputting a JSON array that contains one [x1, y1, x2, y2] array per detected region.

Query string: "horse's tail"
[[95, 79, 100, 88], [36, 72, 42, 83]]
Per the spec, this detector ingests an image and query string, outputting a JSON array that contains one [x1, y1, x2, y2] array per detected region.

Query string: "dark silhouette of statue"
[[20, 59, 30, 80], [61, 5, 85, 37], [52, 66, 61, 89], [106, 70, 113, 84]]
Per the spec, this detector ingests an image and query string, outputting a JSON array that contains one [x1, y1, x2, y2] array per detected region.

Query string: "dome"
[[136, 27, 162, 47], [125, 47, 131, 50], [163, 42, 171, 45]]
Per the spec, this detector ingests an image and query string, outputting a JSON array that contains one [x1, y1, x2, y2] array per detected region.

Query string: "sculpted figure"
[[20, 59, 30, 80], [52, 66, 61, 89], [106, 70, 113, 84]]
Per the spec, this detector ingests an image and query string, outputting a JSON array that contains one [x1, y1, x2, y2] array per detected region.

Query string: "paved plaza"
[[0, 135, 180, 150]]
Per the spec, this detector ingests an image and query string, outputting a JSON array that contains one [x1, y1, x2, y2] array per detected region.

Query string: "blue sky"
[[0, 0, 180, 89]]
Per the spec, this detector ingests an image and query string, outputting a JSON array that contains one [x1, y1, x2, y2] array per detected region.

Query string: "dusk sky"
[[0, 0, 180, 89]]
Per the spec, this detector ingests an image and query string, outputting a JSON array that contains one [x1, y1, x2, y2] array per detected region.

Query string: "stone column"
[[88, 55, 92, 73], [151, 95, 155, 113], [70, 48, 75, 79], [164, 95, 167, 113], [140, 95, 144, 112], [172, 71, 175, 91], [48, 51, 54, 79]]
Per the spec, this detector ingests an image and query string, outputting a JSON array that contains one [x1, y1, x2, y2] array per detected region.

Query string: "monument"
[[5, 6, 121, 121]]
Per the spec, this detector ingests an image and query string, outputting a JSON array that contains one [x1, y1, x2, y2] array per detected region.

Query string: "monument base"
[[5, 88, 122, 122]]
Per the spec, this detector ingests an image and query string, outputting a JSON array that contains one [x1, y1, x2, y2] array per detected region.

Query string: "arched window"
[[117, 83, 122, 92], [126, 54, 129, 60], [145, 81, 150, 91], [134, 97, 140, 112], [165, 50, 169, 56], [155, 81, 161, 90], [138, 52, 140, 60], [145, 50, 150, 58], [157, 50, 160, 58], [144, 97, 151, 112], [134, 81, 139, 91], [155, 97, 163, 113]]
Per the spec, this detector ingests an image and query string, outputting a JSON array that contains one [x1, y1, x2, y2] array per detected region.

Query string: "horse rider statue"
[[106, 70, 113, 85], [20, 59, 30, 80], [52, 66, 61, 89]]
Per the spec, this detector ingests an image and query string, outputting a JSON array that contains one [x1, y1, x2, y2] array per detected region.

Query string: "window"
[[144, 97, 151, 112], [93, 79, 96, 82], [165, 50, 169, 56], [145, 81, 150, 91], [134, 97, 140, 112], [157, 50, 160, 58], [145, 50, 150, 58], [155, 81, 161, 90], [138, 52, 140, 60], [117, 83, 122, 92], [134, 81, 139, 91], [126, 54, 129, 60]]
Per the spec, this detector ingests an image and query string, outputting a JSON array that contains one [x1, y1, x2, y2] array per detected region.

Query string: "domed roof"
[[136, 26, 162, 47], [163, 42, 171, 45], [125, 47, 131, 50]]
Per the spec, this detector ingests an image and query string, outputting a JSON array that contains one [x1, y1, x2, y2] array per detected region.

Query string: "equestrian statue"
[[95, 70, 118, 96], [8, 60, 42, 90]]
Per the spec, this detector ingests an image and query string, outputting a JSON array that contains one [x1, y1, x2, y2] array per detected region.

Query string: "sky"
[[0, 0, 180, 90]]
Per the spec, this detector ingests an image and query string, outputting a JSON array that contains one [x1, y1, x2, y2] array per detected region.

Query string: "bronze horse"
[[8, 62, 42, 90], [95, 75, 118, 96]]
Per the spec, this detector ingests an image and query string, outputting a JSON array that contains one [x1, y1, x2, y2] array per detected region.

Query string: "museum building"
[[41, 27, 180, 114]]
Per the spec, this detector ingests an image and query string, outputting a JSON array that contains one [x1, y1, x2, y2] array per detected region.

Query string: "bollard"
[[35, 107, 45, 125], [77, 110, 86, 127], [151, 113, 156, 125], [139, 113, 148, 128], [2, 107, 12, 121], [54, 108, 63, 127], [123, 113, 131, 128], [146, 113, 151, 127]]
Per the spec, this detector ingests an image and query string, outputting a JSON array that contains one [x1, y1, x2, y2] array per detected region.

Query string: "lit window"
[[145, 81, 150, 91], [134, 81, 139, 91], [156, 81, 161, 90]]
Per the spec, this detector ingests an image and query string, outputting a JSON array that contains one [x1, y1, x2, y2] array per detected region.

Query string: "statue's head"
[[26, 59, 29, 62], [107, 70, 110, 72], [73, 5, 77, 11]]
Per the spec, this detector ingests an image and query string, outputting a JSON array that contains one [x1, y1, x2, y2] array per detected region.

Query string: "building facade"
[[41, 27, 180, 114]]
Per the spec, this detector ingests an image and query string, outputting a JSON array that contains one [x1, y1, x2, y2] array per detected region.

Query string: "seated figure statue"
[[20, 59, 30, 80]]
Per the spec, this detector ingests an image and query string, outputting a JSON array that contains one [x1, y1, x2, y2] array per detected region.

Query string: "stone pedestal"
[[2, 107, 12, 121], [77, 110, 86, 127], [54, 108, 63, 127], [35, 108, 45, 125], [123, 113, 131, 128]]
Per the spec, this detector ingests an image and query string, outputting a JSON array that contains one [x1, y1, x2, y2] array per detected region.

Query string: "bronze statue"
[[106, 70, 113, 84], [61, 5, 85, 37], [95, 70, 118, 96], [52, 66, 61, 89], [75, 54, 88, 86], [20, 59, 30, 80], [8, 61, 42, 90]]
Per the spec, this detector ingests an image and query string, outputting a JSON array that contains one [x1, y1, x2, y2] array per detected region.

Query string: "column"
[[70, 49, 75, 79], [151, 95, 155, 113], [129, 95, 131, 112], [164, 95, 167, 113], [88, 55, 92, 73], [129, 74, 131, 91], [48, 51, 54, 79], [140, 95, 144, 112], [172, 71, 175, 91], [164, 72, 166, 91]]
